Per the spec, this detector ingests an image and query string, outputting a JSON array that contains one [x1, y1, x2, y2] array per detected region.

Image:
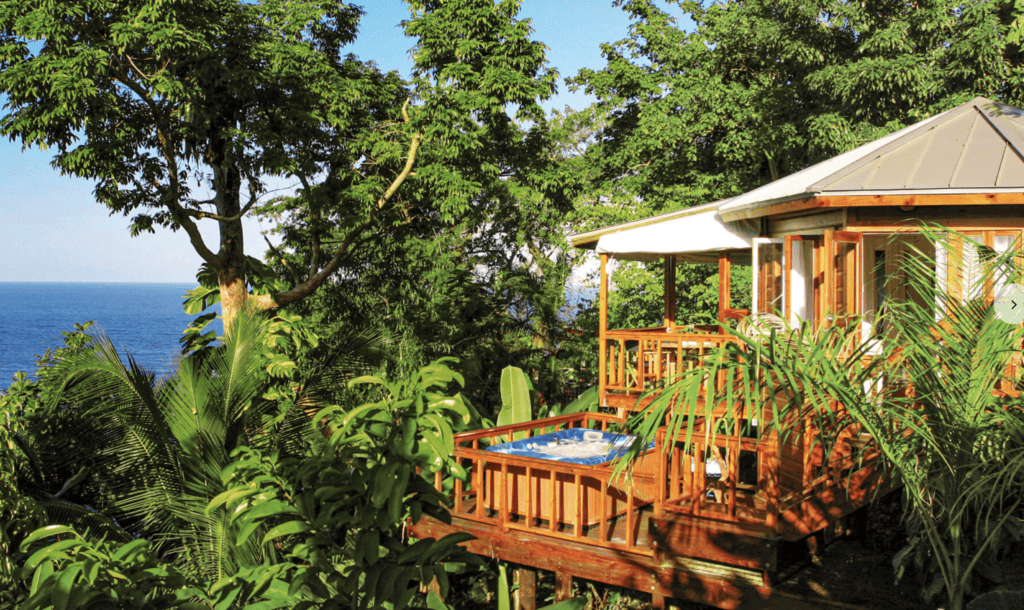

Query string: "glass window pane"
[[834, 242, 856, 317], [758, 243, 784, 315], [790, 240, 813, 325], [994, 234, 1017, 298]]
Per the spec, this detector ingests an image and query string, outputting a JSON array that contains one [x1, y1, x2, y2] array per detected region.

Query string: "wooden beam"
[[848, 204, 1024, 229], [821, 192, 1024, 208], [723, 192, 1024, 223], [718, 253, 731, 324], [599, 253, 609, 407]]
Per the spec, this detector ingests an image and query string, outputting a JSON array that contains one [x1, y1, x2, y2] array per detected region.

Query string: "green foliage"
[[1, 0, 572, 329], [17, 526, 202, 610], [204, 358, 482, 609], [495, 563, 587, 610], [497, 366, 533, 441], [9, 349, 482, 608]]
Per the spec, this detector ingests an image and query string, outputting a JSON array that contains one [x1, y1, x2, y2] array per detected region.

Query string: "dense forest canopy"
[[4, 0, 1024, 608]]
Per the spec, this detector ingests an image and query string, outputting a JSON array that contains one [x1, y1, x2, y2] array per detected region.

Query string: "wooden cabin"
[[408, 97, 1024, 609]]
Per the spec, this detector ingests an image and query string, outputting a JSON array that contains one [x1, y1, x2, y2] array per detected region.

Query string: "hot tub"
[[482, 428, 657, 527]]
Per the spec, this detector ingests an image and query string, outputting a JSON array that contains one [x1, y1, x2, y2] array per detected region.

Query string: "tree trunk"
[[219, 273, 248, 331]]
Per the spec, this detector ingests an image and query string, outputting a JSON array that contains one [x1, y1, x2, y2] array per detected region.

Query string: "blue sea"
[[0, 282, 222, 386]]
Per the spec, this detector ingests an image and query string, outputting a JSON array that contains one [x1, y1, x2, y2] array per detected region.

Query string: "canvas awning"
[[591, 202, 758, 264]]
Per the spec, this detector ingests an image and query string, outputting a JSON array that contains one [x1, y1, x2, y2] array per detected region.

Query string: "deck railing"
[[601, 326, 736, 397], [654, 424, 781, 527], [432, 412, 659, 556]]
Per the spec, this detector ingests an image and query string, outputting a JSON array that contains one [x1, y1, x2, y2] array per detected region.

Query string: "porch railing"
[[601, 326, 736, 396]]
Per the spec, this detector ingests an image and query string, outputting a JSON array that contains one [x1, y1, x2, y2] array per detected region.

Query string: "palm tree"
[[623, 227, 1024, 610], [12, 310, 346, 583]]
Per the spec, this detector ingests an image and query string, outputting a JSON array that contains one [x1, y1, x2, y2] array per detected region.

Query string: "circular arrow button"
[[995, 283, 1024, 324]]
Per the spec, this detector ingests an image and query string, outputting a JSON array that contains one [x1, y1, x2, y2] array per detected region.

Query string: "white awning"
[[595, 207, 759, 264]]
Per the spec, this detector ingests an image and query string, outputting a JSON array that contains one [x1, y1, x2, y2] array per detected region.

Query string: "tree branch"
[[296, 173, 321, 277], [249, 99, 422, 310], [264, 234, 300, 286]]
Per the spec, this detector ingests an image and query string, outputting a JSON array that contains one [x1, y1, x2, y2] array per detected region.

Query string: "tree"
[[566, 0, 1024, 327], [0, 0, 559, 327]]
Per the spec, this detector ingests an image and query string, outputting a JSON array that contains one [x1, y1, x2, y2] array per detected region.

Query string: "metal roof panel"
[[904, 116, 970, 188], [952, 113, 1007, 187], [996, 144, 1024, 186]]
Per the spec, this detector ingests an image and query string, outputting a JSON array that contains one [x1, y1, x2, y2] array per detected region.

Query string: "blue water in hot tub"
[[485, 428, 654, 465]]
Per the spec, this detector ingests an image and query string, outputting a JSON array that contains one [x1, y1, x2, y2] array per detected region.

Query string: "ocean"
[[0, 282, 222, 386]]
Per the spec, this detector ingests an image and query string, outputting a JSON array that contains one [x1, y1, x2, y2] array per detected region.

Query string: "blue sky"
[[0, 1, 691, 283]]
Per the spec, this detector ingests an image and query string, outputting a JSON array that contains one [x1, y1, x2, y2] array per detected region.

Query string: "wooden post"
[[555, 571, 573, 602], [718, 253, 731, 324], [515, 567, 537, 610], [664, 256, 676, 328], [652, 591, 666, 610], [784, 236, 793, 324], [599, 254, 609, 406]]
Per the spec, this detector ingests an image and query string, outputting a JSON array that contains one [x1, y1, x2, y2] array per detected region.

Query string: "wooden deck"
[[411, 411, 890, 609]]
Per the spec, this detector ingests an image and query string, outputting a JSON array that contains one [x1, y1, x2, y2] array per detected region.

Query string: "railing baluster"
[[475, 457, 484, 519], [616, 340, 623, 387], [638, 340, 645, 392], [526, 465, 533, 528], [549, 470, 557, 532], [454, 469, 463, 515], [655, 339, 662, 384], [694, 440, 704, 516], [600, 478, 609, 542], [574, 474, 583, 538], [670, 440, 680, 501], [499, 461, 509, 527], [626, 485, 635, 547], [655, 430, 665, 514]]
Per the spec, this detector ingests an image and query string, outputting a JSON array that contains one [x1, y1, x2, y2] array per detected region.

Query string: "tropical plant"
[[621, 227, 1024, 610], [497, 366, 533, 441], [202, 358, 482, 609], [13, 354, 485, 609], [7, 311, 319, 586], [15, 525, 204, 610]]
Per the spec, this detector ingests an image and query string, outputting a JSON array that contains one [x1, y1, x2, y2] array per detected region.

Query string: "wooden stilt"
[[515, 567, 537, 610], [806, 531, 823, 565], [652, 590, 666, 610], [554, 571, 573, 602]]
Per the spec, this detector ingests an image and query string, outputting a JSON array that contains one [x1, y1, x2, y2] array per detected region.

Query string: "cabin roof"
[[719, 96, 1024, 220], [569, 96, 1024, 257]]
